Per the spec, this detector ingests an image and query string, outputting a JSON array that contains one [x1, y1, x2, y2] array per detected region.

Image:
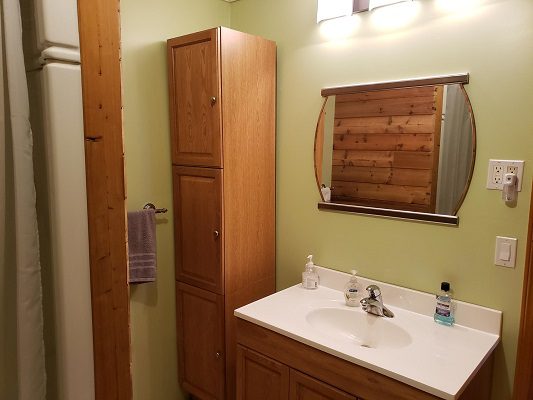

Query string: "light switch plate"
[[487, 160, 525, 191], [494, 236, 517, 268]]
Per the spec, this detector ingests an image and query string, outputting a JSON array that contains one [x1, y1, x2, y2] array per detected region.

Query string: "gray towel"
[[128, 209, 156, 283]]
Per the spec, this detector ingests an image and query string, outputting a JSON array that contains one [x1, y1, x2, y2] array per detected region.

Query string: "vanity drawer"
[[290, 369, 357, 400]]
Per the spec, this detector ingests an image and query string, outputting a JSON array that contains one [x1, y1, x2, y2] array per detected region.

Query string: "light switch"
[[494, 236, 517, 268], [499, 243, 511, 261]]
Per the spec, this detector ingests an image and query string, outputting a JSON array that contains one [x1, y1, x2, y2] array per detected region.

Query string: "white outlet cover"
[[487, 160, 525, 191], [494, 236, 517, 268]]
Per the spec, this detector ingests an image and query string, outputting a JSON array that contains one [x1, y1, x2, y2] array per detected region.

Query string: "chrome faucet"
[[360, 285, 394, 318]]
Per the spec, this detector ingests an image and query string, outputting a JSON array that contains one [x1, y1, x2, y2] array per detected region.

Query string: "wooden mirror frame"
[[314, 73, 476, 226], [78, 0, 132, 398]]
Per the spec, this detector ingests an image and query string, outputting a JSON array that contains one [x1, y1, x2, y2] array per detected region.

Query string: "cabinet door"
[[176, 283, 225, 400], [290, 370, 356, 400], [168, 28, 222, 167], [237, 346, 289, 400], [173, 166, 223, 293]]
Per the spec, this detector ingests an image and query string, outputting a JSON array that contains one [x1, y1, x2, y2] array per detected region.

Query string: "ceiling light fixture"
[[353, 0, 371, 13], [317, 0, 353, 23], [369, 0, 413, 11], [317, 0, 414, 23]]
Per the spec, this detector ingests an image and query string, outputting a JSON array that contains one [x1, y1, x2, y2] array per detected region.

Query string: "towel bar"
[[143, 203, 168, 214]]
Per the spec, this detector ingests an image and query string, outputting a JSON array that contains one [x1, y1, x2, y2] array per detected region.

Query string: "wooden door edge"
[[513, 179, 533, 399]]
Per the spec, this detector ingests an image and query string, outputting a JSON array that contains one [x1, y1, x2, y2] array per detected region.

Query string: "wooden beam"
[[77, 0, 132, 398], [513, 179, 533, 399]]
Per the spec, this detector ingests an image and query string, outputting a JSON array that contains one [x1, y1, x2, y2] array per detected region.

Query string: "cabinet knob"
[[216, 352, 221, 359], [210, 96, 217, 105], [213, 230, 220, 238]]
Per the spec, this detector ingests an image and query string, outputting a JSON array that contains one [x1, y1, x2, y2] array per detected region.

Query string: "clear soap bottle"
[[434, 282, 455, 326], [302, 255, 319, 290], [344, 270, 361, 307]]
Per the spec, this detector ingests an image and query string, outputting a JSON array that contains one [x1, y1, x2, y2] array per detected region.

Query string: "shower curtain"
[[0, 0, 47, 398]]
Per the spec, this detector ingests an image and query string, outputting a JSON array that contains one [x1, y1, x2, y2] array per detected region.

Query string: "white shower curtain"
[[0, 0, 47, 398]]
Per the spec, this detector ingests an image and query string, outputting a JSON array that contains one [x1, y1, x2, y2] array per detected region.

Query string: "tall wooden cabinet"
[[167, 27, 276, 400]]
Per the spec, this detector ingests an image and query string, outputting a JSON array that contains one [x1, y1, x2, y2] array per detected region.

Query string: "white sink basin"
[[306, 307, 412, 349]]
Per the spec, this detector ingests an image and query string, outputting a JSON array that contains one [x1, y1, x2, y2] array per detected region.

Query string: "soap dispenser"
[[321, 184, 331, 202], [344, 270, 361, 307], [302, 255, 319, 290]]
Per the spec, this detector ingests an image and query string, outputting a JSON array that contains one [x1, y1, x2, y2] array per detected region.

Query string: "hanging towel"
[[128, 209, 157, 283]]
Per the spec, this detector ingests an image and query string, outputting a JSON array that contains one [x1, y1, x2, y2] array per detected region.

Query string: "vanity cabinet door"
[[176, 282, 225, 400], [173, 166, 223, 294], [289, 370, 357, 400], [168, 28, 222, 168], [236, 345, 289, 400]]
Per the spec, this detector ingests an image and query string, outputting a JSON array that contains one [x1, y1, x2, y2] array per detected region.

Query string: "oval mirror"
[[314, 74, 476, 225]]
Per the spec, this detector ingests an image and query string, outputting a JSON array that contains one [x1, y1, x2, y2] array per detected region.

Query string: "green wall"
[[230, 1, 533, 399], [122, 0, 533, 399], [121, 1, 230, 399]]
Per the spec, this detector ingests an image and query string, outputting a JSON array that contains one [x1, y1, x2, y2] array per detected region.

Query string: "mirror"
[[314, 74, 475, 225]]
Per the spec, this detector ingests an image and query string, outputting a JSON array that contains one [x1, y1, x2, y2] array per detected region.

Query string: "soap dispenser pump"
[[302, 255, 319, 290], [344, 270, 361, 307]]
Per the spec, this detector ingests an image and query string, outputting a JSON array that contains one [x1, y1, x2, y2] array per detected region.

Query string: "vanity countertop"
[[234, 267, 501, 400]]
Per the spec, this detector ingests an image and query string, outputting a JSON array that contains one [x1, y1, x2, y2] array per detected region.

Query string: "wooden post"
[[77, 0, 132, 398]]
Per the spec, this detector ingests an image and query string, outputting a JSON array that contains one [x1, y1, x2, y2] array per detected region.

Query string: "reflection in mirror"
[[314, 76, 475, 224]]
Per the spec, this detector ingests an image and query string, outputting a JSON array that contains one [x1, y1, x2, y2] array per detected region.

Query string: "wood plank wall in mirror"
[[314, 74, 475, 225], [331, 85, 443, 213]]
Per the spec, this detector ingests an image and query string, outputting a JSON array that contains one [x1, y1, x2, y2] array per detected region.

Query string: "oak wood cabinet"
[[168, 27, 276, 400], [289, 370, 357, 400], [236, 318, 493, 400], [176, 283, 225, 399], [168, 28, 222, 168], [237, 346, 289, 400], [173, 167, 223, 294], [236, 346, 357, 400]]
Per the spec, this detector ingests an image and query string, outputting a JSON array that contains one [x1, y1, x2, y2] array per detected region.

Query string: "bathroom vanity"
[[235, 267, 501, 400]]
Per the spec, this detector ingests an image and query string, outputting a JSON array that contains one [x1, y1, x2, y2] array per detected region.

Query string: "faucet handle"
[[366, 285, 381, 299]]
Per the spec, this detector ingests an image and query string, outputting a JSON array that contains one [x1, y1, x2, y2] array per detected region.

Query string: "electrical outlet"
[[487, 160, 525, 191], [507, 165, 519, 175], [505, 161, 525, 191], [492, 165, 503, 185]]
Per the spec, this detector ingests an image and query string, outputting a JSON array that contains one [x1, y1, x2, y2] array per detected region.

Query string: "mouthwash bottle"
[[434, 282, 455, 326]]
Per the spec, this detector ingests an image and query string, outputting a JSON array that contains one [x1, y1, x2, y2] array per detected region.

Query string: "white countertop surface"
[[234, 267, 501, 400]]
